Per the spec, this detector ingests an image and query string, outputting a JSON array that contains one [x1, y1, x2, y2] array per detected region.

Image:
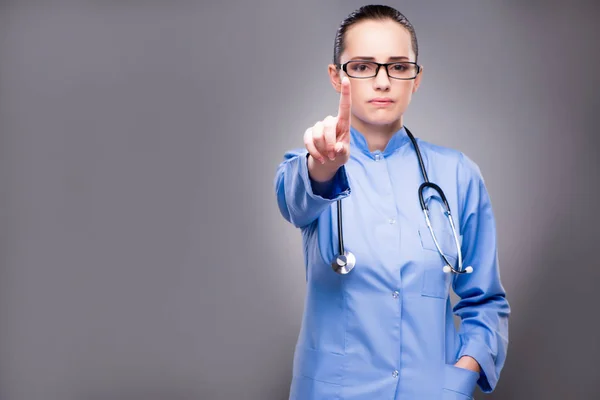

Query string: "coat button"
[[392, 291, 399, 299], [392, 370, 399, 378]]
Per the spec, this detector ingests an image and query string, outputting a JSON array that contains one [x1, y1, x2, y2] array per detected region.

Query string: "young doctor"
[[274, 5, 510, 399]]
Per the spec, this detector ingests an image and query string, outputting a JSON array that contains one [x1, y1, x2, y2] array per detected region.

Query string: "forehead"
[[342, 19, 414, 61]]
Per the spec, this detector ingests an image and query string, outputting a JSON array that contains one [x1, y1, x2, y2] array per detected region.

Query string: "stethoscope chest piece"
[[331, 251, 356, 275]]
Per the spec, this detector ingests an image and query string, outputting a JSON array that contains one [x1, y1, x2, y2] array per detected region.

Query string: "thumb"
[[334, 141, 349, 157]]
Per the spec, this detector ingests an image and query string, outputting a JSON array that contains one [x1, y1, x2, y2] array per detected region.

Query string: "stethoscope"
[[331, 127, 474, 276]]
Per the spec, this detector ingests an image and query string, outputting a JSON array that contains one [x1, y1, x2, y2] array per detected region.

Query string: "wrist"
[[455, 356, 481, 374], [307, 154, 342, 183]]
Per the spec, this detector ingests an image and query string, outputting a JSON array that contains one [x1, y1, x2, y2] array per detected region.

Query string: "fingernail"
[[328, 152, 335, 160]]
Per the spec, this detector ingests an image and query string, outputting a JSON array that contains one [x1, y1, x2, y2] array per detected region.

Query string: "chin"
[[354, 108, 404, 129], [366, 113, 401, 126]]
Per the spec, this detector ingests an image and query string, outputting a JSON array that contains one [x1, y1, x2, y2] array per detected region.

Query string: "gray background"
[[1, 0, 598, 399]]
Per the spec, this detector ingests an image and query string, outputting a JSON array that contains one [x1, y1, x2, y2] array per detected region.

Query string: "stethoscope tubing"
[[331, 127, 473, 275]]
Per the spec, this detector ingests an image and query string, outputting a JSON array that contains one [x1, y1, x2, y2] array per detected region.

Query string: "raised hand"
[[304, 76, 352, 167]]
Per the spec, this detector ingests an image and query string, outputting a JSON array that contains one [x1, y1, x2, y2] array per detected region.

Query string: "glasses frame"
[[338, 60, 422, 80]]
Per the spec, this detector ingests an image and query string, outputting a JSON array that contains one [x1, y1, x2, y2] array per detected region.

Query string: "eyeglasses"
[[339, 60, 421, 80]]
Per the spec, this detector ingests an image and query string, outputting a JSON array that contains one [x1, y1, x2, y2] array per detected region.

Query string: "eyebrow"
[[350, 56, 410, 61]]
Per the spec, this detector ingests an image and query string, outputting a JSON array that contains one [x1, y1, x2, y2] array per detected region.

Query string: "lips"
[[369, 98, 394, 106]]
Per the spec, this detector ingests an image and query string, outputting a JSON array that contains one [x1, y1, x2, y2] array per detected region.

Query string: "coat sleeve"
[[452, 153, 511, 393], [274, 148, 351, 229]]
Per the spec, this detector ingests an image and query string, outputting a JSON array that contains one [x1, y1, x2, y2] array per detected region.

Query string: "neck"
[[352, 117, 404, 152]]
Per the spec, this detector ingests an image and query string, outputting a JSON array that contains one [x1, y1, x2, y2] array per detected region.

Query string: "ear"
[[328, 64, 342, 93], [412, 64, 423, 93]]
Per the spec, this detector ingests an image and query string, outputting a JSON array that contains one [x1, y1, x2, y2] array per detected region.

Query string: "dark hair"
[[333, 4, 419, 66]]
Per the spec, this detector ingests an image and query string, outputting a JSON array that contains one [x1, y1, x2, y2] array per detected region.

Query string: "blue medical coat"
[[274, 126, 510, 399]]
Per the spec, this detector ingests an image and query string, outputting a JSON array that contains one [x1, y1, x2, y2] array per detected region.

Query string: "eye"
[[391, 63, 408, 71], [350, 63, 375, 72]]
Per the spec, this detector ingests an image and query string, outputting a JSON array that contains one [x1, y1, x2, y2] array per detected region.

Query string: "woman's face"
[[329, 18, 422, 133]]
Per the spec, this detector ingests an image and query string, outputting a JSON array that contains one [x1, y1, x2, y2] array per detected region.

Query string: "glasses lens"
[[388, 62, 418, 79], [345, 61, 378, 78]]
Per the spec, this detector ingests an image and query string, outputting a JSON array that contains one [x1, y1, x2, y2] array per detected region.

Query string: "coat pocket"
[[441, 364, 479, 399], [289, 375, 341, 400], [289, 346, 344, 400], [418, 224, 460, 260], [419, 225, 458, 298]]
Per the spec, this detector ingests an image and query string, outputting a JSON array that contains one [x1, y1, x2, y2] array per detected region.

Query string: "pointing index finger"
[[337, 76, 351, 126]]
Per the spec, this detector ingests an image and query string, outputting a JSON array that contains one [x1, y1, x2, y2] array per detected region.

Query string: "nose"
[[373, 65, 391, 91]]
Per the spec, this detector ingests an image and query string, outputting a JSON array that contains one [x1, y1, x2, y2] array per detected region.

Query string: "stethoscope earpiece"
[[443, 265, 474, 274]]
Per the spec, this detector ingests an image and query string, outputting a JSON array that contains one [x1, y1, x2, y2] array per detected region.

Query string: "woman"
[[274, 5, 510, 399]]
